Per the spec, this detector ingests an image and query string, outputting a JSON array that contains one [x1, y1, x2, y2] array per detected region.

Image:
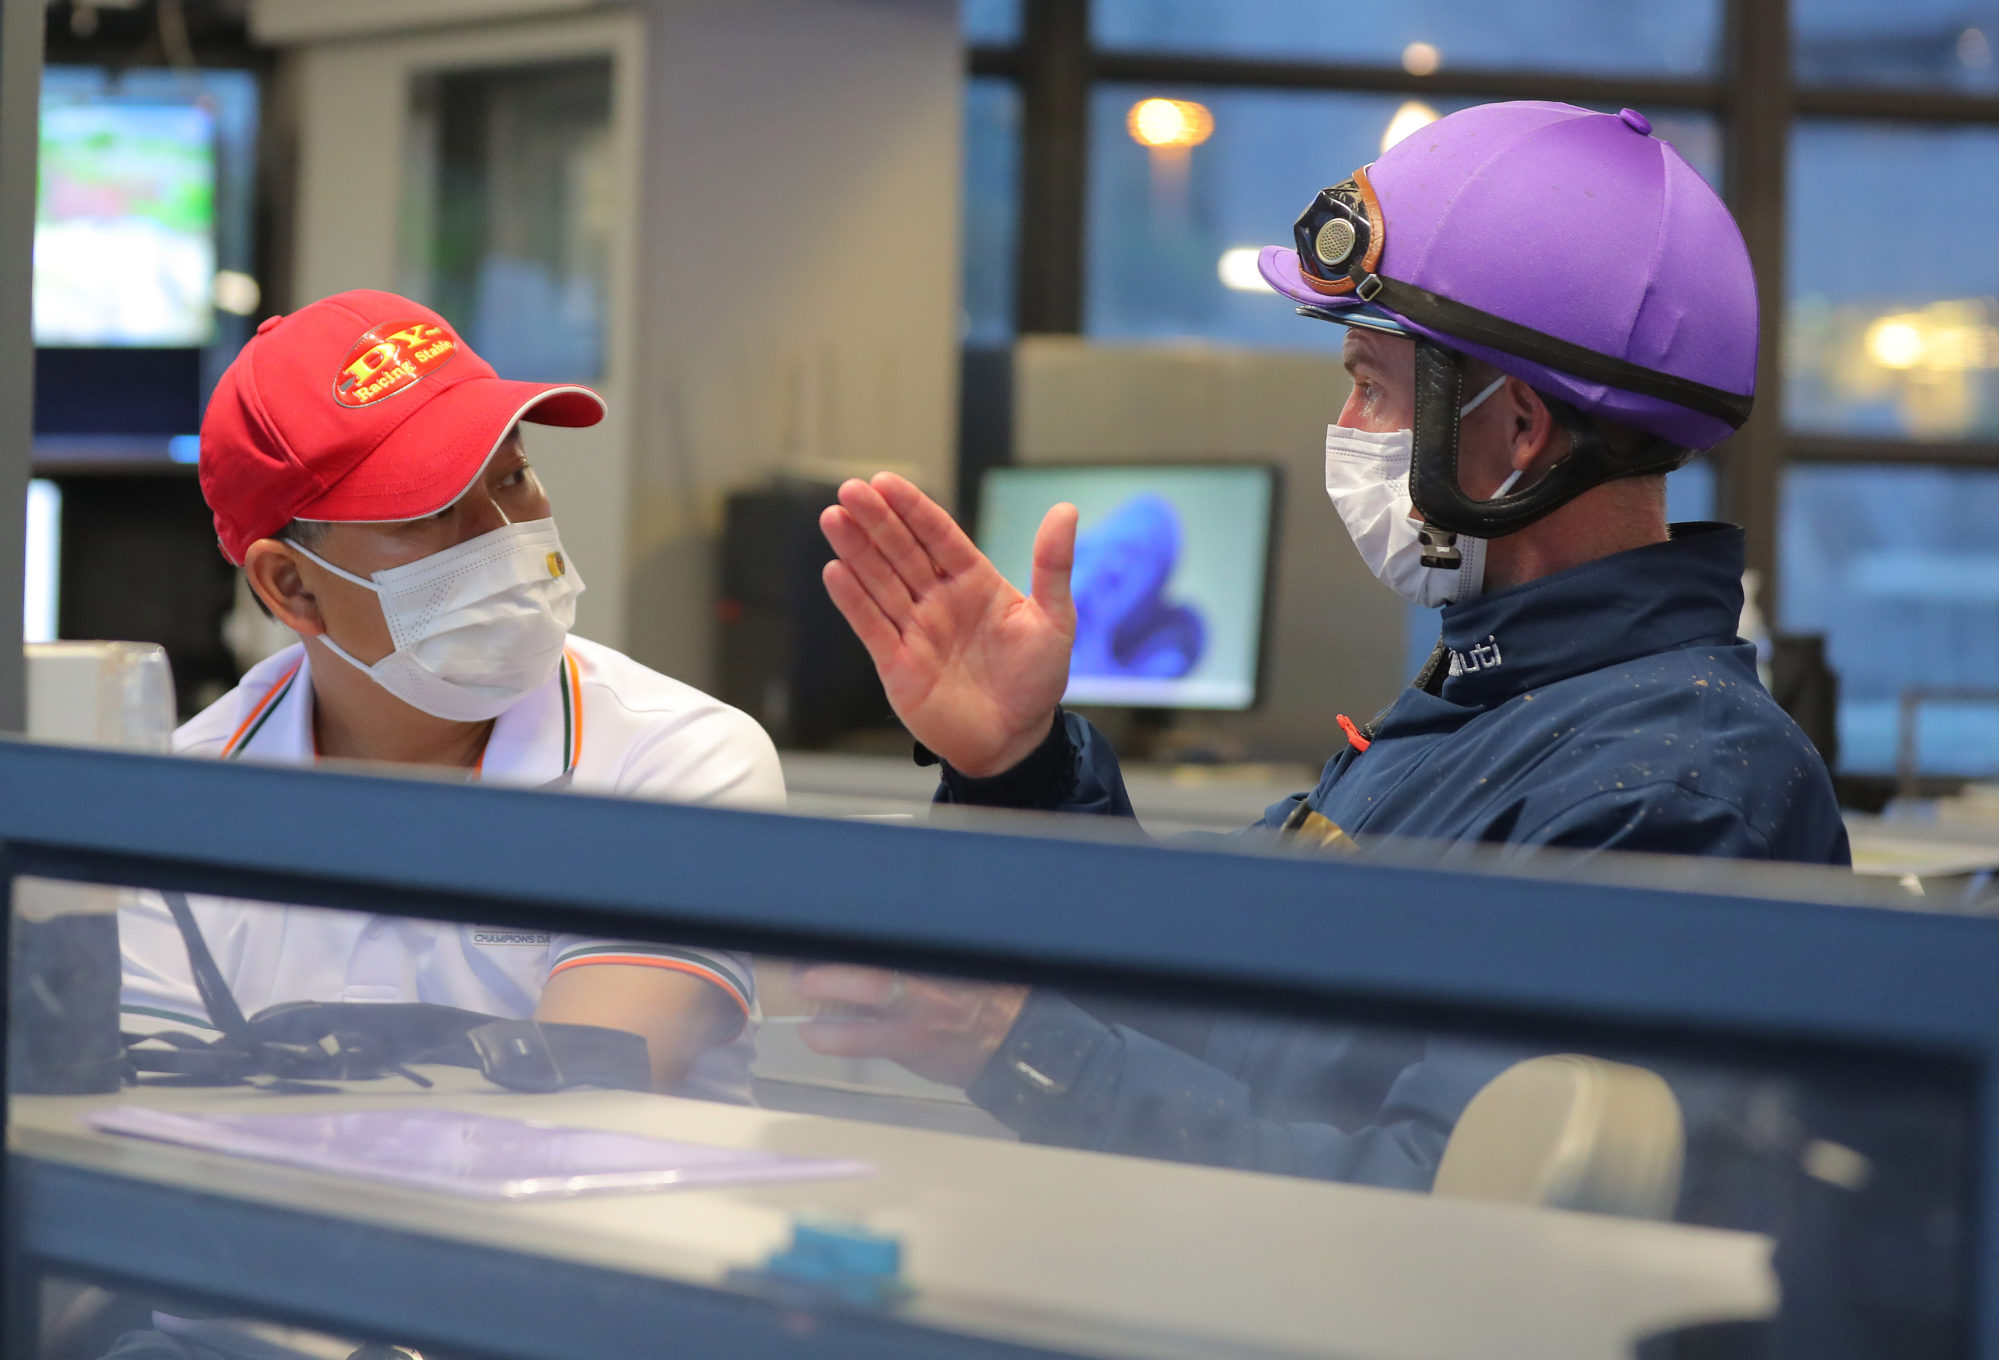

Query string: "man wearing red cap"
[[117, 289, 783, 1100]]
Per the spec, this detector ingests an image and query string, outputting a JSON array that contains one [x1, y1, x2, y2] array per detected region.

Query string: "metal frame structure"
[[971, 0, 1999, 610], [0, 0, 41, 732], [4, 737, 1999, 1357]]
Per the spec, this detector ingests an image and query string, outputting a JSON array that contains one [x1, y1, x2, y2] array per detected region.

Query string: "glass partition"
[[8, 819, 1979, 1360]]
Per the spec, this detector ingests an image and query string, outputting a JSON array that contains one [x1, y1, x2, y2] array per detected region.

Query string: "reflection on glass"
[[400, 59, 613, 383], [1796, 0, 1999, 89], [1782, 463, 1999, 774], [112, 884, 755, 1102], [1788, 122, 1999, 440], [11, 877, 1974, 1359], [962, 77, 1020, 345], [1092, 0, 1720, 75], [1085, 85, 1720, 350]]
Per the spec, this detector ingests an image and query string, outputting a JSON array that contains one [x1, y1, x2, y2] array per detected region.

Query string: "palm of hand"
[[882, 561, 1073, 773], [820, 473, 1078, 777]]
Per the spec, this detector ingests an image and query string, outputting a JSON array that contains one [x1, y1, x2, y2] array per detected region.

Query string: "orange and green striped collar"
[[221, 647, 582, 776], [221, 658, 303, 760], [556, 646, 583, 777]]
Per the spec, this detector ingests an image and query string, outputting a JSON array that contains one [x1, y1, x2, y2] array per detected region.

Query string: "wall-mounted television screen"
[[36, 96, 218, 347]]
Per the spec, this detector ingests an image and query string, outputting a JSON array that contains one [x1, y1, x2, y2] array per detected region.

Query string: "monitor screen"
[[36, 96, 218, 347], [977, 464, 1275, 710]]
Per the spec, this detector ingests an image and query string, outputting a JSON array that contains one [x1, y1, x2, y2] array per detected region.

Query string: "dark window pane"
[[1796, 0, 1999, 89], [963, 0, 1021, 45], [1086, 85, 1719, 350], [401, 59, 613, 383], [1780, 463, 1999, 774], [1093, 0, 1719, 76], [962, 78, 1020, 345], [1787, 122, 1999, 441]]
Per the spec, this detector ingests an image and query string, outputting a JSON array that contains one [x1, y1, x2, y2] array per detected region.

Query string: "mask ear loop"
[[285, 537, 381, 592]]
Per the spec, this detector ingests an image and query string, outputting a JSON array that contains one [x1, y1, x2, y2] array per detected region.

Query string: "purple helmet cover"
[[1260, 101, 1757, 451]]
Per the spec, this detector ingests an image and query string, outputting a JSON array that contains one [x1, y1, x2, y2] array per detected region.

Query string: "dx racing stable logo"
[[333, 318, 460, 407]]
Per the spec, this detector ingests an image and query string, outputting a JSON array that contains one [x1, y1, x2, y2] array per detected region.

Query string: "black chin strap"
[[1407, 342, 1693, 563]]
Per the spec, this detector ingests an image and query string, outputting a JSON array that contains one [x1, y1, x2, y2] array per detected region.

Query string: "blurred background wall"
[[27, 0, 1999, 799]]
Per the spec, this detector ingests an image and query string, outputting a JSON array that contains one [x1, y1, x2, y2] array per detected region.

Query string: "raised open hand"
[[820, 472, 1075, 777]]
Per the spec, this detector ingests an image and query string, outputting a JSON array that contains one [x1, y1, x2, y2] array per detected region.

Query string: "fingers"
[[1030, 502, 1079, 621], [822, 561, 901, 666], [798, 1015, 906, 1059], [839, 478, 945, 600], [873, 472, 986, 578], [793, 964, 901, 1007], [820, 503, 916, 623]]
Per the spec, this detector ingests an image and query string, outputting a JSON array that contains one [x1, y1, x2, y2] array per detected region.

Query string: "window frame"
[[968, 0, 1999, 614]]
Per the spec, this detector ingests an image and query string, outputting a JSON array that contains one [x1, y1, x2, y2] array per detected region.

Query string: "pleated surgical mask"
[[291, 518, 584, 722], [1324, 374, 1515, 608]]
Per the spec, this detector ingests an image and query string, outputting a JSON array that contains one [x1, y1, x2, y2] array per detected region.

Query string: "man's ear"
[[241, 539, 325, 636], [1506, 379, 1566, 478]]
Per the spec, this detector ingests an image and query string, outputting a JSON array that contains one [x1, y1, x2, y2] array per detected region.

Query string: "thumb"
[[1030, 502, 1078, 623]]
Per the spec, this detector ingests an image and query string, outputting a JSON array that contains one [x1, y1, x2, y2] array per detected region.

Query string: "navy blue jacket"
[[941, 524, 1850, 1190]]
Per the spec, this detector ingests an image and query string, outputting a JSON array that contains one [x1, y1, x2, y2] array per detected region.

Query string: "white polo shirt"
[[119, 635, 784, 1104]]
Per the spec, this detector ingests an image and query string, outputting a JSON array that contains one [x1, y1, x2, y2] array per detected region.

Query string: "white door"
[[289, 11, 645, 649]]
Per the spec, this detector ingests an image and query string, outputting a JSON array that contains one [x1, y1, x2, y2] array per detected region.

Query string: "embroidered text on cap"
[[333, 319, 460, 408]]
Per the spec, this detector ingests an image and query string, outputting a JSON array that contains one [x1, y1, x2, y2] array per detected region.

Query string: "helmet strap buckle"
[[1417, 523, 1462, 569]]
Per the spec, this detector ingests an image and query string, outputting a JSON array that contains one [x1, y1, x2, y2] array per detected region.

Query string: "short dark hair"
[[284, 519, 331, 551]]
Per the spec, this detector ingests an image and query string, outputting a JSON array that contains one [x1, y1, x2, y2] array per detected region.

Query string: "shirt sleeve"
[[934, 712, 1137, 817], [544, 935, 756, 1029], [964, 991, 1516, 1190], [557, 704, 778, 1033], [614, 704, 786, 811]]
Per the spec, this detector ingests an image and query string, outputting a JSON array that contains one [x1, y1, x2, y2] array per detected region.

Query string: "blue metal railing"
[[3, 737, 1997, 1358]]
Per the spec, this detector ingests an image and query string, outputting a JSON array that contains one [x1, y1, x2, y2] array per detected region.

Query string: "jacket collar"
[[224, 643, 582, 786], [1430, 522, 1748, 709]]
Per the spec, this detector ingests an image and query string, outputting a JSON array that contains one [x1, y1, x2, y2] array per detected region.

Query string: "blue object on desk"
[[747, 1218, 908, 1308]]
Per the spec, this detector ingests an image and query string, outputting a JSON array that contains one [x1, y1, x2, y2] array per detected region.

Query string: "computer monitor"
[[976, 463, 1276, 711], [34, 67, 259, 442], [36, 95, 217, 347]]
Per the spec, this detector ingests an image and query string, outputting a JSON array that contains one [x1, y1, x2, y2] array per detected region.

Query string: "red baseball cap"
[[199, 288, 605, 565]]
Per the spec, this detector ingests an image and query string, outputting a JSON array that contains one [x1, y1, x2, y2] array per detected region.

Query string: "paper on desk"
[[90, 1106, 874, 1201]]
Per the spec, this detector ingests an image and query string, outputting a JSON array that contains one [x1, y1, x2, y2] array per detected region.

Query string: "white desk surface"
[[12, 1071, 1775, 1360]]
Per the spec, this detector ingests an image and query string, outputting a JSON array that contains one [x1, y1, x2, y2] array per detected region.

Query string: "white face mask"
[[1324, 374, 1518, 608], [292, 518, 585, 722]]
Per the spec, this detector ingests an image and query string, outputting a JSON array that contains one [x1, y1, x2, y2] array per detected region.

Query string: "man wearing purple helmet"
[[797, 103, 1847, 1191]]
